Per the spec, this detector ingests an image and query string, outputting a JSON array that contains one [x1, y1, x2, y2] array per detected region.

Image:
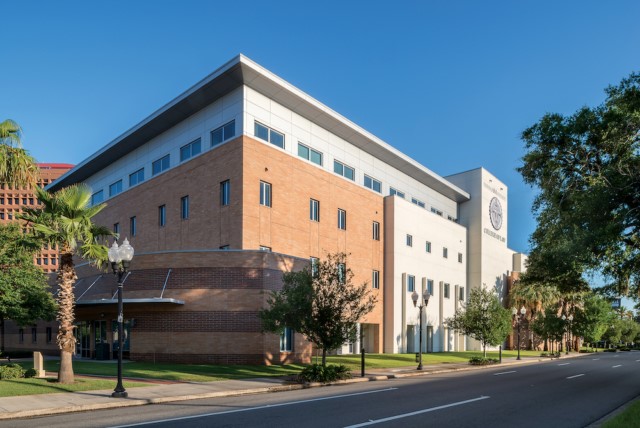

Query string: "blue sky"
[[2, 1, 639, 255]]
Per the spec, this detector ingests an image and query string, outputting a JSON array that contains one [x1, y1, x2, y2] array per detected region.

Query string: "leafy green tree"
[[619, 318, 640, 345], [531, 307, 566, 352], [260, 253, 377, 367], [446, 288, 511, 357], [573, 294, 614, 350], [0, 119, 39, 187], [0, 223, 56, 352], [602, 319, 623, 347], [518, 72, 640, 298], [19, 184, 113, 384]]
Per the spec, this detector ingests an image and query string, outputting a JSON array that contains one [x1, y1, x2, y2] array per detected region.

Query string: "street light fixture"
[[108, 238, 134, 398], [512, 306, 526, 360], [567, 314, 573, 353], [411, 290, 431, 370], [561, 314, 569, 355]]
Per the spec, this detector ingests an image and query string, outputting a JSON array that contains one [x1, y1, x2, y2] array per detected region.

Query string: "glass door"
[[74, 321, 91, 358]]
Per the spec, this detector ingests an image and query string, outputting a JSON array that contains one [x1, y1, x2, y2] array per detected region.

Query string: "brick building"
[[4, 56, 526, 362]]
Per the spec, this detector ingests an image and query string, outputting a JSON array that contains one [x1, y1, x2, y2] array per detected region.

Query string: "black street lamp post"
[[512, 306, 526, 360], [108, 238, 134, 399], [411, 290, 431, 370]]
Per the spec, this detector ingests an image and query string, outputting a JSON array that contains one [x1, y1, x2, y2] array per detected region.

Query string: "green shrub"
[[618, 347, 631, 352], [469, 356, 498, 365], [298, 364, 352, 383], [24, 368, 38, 378], [0, 363, 26, 380], [603, 348, 617, 352], [540, 352, 561, 358]]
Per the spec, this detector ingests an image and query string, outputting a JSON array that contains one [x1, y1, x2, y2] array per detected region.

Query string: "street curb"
[[0, 353, 589, 420]]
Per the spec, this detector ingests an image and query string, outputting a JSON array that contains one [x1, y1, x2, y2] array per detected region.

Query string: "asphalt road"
[[4, 351, 640, 428]]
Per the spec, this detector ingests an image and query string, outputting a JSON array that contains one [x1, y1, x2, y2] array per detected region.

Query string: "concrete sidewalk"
[[0, 355, 577, 420]]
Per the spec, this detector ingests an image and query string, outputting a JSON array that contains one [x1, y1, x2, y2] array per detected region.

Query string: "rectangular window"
[[180, 138, 202, 162], [260, 181, 272, 207], [425, 241, 432, 253], [46, 327, 52, 344], [459, 286, 465, 301], [152, 154, 170, 176], [259, 245, 272, 252], [280, 327, 293, 352], [411, 198, 425, 208], [211, 120, 236, 147], [333, 160, 355, 181], [29, 197, 34, 205], [458, 253, 463, 263], [130, 216, 137, 237], [338, 263, 346, 284], [51, 258, 57, 265], [254, 122, 285, 149], [219, 245, 230, 250], [337, 209, 346, 230], [22, 197, 27, 204], [364, 175, 382, 193], [298, 143, 323, 166], [443, 247, 448, 258], [310, 257, 319, 277], [158, 205, 166, 226], [113, 223, 120, 234], [431, 207, 443, 216], [427, 279, 434, 296], [408, 275, 415, 292], [309, 199, 320, 221], [372, 270, 380, 289], [18, 328, 24, 344], [372, 221, 380, 241], [444, 283, 450, 299], [129, 168, 144, 186], [91, 190, 104, 206], [181, 196, 189, 219], [220, 180, 230, 206], [32, 327, 37, 343], [109, 180, 123, 197], [406, 234, 413, 247], [390, 187, 405, 198], [43, 258, 49, 265]]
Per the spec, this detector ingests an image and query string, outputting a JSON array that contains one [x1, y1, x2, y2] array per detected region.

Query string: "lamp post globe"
[[412, 290, 430, 370]]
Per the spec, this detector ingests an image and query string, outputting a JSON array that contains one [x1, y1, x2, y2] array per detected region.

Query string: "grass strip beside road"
[[0, 377, 150, 397], [602, 398, 640, 428]]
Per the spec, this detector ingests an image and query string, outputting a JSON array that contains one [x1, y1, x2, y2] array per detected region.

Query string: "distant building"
[[0, 163, 73, 273], [6, 56, 526, 362]]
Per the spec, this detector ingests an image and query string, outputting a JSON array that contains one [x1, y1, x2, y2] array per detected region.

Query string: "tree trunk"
[[322, 348, 327, 367], [57, 251, 77, 384], [0, 317, 4, 353], [483, 343, 487, 358]]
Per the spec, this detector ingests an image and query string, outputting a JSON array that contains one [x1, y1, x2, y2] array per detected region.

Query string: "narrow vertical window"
[[113, 223, 120, 234], [159, 205, 166, 226], [372, 221, 380, 241], [310, 257, 319, 277], [220, 180, 230, 206], [425, 241, 432, 253], [427, 279, 434, 296], [407, 275, 415, 292], [443, 247, 448, 258], [372, 270, 380, 289], [458, 252, 463, 263], [338, 209, 346, 230], [280, 327, 293, 352], [310, 199, 320, 221], [459, 286, 465, 301], [46, 327, 52, 344], [444, 283, 451, 298], [338, 263, 346, 284], [260, 181, 272, 207], [130, 216, 137, 236], [181, 196, 189, 219], [31, 327, 37, 343], [406, 234, 413, 247]]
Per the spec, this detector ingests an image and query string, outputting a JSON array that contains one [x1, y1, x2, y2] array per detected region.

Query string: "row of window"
[[17, 326, 53, 344], [406, 234, 463, 262], [254, 120, 454, 220], [92, 120, 237, 205], [406, 276, 465, 301], [36, 257, 57, 266], [0, 196, 36, 205]]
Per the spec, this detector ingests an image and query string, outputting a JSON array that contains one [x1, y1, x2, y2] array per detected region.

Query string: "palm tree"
[[510, 281, 561, 350], [0, 119, 39, 187], [19, 184, 113, 384]]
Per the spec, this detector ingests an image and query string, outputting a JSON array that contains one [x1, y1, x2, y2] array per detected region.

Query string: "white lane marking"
[[108, 388, 398, 428], [613, 365, 622, 368], [567, 374, 585, 379], [592, 358, 600, 361], [636, 359, 640, 362], [344, 396, 491, 427], [558, 363, 571, 366], [493, 371, 516, 376]]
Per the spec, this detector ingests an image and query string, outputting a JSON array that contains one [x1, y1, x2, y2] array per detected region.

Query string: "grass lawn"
[[0, 377, 150, 397], [602, 399, 640, 428]]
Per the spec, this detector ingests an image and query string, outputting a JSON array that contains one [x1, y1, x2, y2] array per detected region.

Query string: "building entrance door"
[[94, 320, 109, 359], [74, 321, 91, 358]]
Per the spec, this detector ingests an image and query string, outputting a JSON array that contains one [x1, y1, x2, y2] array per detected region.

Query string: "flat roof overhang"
[[76, 298, 184, 306], [49, 55, 470, 202]]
